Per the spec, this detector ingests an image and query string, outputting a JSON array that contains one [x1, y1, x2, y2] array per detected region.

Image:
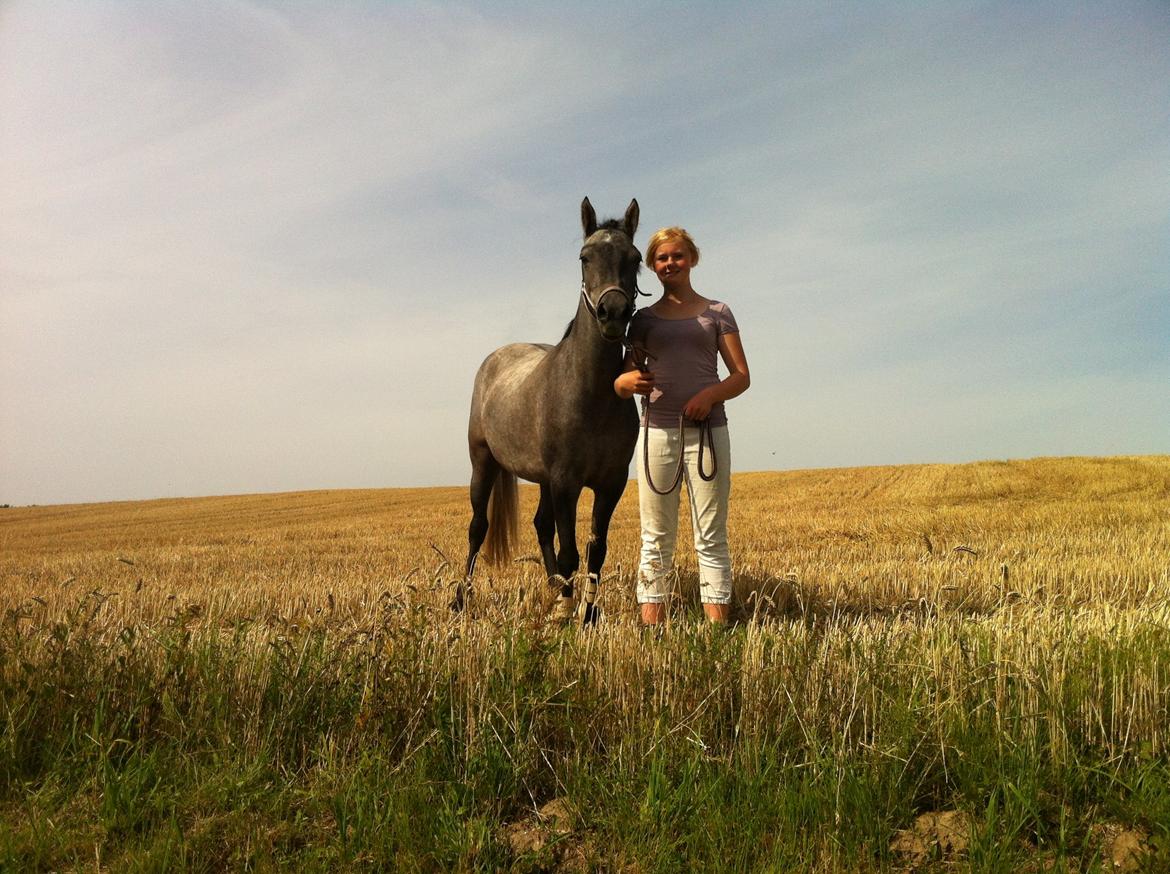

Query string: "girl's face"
[[652, 240, 694, 288]]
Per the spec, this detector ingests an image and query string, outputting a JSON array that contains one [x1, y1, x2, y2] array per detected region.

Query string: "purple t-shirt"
[[626, 300, 739, 427]]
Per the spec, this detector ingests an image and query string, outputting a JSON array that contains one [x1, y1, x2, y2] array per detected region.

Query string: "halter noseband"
[[580, 281, 636, 318], [580, 277, 650, 344]]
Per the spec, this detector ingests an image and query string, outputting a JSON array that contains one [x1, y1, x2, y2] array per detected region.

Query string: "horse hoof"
[[581, 604, 601, 627], [550, 596, 577, 624]]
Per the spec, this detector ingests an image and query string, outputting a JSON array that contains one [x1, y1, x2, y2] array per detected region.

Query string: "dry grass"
[[3, 455, 1168, 760], [2, 456, 1168, 870], [3, 455, 1166, 628]]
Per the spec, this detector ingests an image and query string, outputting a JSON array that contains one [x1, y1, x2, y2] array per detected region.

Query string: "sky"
[[1, 1, 1168, 506]]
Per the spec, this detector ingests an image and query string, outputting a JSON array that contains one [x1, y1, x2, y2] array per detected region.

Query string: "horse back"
[[468, 343, 551, 473], [471, 343, 551, 414]]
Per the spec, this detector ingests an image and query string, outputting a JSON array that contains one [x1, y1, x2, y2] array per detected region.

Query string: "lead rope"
[[627, 344, 719, 496], [642, 413, 717, 496]]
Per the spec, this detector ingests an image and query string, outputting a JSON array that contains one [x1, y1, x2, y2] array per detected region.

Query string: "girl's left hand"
[[684, 390, 714, 421]]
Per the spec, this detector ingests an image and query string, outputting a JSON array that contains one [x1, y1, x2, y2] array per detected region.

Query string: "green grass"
[[2, 597, 1168, 872]]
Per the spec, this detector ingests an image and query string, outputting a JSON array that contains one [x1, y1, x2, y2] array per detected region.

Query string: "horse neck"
[[555, 300, 624, 394]]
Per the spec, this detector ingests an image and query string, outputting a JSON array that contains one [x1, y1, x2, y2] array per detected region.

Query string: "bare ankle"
[[641, 603, 666, 625], [703, 603, 730, 624]]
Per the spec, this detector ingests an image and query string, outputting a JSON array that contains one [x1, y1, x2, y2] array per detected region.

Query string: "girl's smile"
[[652, 240, 694, 289]]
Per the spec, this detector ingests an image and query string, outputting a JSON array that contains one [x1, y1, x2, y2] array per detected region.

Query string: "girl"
[[614, 227, 750, 624]]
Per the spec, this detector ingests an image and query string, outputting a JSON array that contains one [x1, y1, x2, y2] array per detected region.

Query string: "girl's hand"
[[684, 389, 715, 421], [615, 369, 656, 398]]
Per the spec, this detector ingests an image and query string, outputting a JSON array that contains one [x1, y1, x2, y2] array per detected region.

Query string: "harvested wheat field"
[[2, 456, 1168, 871]]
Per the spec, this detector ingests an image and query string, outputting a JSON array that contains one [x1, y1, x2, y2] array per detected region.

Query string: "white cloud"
[[1, 2, 1167, 504]]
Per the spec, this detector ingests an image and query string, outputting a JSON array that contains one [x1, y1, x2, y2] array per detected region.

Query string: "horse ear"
[[581, 197, 598, 238], [623, 198, 640, 238]]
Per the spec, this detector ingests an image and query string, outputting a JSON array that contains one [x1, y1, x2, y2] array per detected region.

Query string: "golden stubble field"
[[3, 455, 1170, 871], [3, 455, 1166, 631]]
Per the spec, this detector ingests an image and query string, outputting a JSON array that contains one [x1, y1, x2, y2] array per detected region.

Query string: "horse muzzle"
[[594, 286, 632, 341]]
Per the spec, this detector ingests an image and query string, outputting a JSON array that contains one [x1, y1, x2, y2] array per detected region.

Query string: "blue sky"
[[2, 1, 1167, 505]]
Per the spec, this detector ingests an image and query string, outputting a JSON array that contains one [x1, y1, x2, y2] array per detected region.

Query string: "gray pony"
[[455, 198, 642, 625]]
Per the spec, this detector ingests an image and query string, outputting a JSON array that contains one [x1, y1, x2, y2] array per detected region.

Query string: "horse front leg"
[[550, 483, 582, 619], [581, 480, 626, 626]]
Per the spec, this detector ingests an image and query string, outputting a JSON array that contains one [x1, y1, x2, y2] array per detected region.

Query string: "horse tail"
[[481, 469, 518, 565]]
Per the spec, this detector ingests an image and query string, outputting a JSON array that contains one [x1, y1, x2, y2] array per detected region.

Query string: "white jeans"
[[636, 423, 732, 605]]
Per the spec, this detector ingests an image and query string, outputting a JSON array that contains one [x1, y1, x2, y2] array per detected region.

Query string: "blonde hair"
[[645, 226, 700, 269]]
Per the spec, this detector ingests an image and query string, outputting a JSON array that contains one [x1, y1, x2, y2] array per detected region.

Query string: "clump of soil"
[[891, 812, 1154, 872], [502, 798, 591, 872], [1089, 822, 1151, 872], [890, 810, 972, 866]]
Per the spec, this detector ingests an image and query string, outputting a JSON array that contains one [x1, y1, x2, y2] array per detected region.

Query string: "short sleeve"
[[714, 302, 739, 336]]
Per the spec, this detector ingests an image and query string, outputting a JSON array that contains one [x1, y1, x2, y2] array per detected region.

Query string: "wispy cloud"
[[2, 2, 1167, 504]]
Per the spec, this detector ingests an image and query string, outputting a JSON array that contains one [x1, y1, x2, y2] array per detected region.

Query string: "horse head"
[[579, 197, 641, 343]]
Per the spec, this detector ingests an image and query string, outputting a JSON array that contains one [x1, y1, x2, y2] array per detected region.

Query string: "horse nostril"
[[595, 289, 631, 324]]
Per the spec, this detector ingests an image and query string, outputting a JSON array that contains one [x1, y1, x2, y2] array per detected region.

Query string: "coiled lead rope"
[[642, 413, 717, 496]]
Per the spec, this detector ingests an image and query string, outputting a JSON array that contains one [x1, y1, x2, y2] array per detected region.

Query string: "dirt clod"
[[890, 810, 972, 866], [1090, 822, 1150, 871], [502, 797, 580, 861]]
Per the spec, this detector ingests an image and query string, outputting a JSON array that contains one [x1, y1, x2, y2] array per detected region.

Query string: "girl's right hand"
[[615, 369, 656, 398]]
